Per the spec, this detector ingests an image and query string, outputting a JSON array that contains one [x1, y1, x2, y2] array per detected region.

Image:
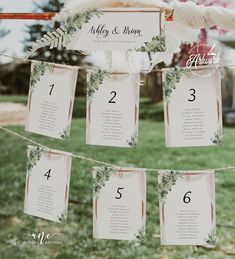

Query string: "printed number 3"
[[109, 91, 117, 103], [115, 187, 124, 199], [188, 89, 196, 102], [44, 169, 52, 180], [49, 84, 55, 95]]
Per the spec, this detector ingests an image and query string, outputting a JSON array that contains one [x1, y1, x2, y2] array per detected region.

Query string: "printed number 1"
[[49, 84, 55, 95], [115, 187, 124, 199], [44, 169, 52, 180]]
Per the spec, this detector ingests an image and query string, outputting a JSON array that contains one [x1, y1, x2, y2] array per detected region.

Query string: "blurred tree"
[[0, 7, 9, 52], [24, 0, 86, 96]]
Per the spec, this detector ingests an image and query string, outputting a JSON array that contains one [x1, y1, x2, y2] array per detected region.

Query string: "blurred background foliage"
[[0, 0, 235, 111]]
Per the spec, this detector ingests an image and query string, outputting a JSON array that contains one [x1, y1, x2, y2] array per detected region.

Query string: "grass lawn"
[[0, 95, 164, 120], [0, 119, 235, 258]]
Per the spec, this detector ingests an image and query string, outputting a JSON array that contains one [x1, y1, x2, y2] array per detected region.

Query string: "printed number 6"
[[109, 91, 117, 103], [115, 187, 124, 199], [183, 191, 192, 204], [188, 89, 196, 102]]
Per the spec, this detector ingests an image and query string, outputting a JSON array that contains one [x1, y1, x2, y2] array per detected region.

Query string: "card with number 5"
[[93, 167, 146, 240], [159, 170, 216, 247], [162, 67, 223, 147], [25, 61, 78, 140], [24, 145, 72, 223], [86, 70, 140, 148]]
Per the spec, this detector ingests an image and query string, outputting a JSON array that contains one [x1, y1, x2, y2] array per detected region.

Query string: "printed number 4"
[[49, 84, 55, 95], [44, 169, 52, 180], [115, 187, 124, 199], [109, 91, 117, 103], [188, 89, 196, 102]]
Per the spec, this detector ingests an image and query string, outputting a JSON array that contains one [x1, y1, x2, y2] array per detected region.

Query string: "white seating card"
[[25, 61, 78, 140], [93, 167, 146, 241], [86, 71, 140, 148], [24, 145, 72, 223], [162, 67, 223, 147], [159, 170, 216, 247], [66, 8, 166, 52]]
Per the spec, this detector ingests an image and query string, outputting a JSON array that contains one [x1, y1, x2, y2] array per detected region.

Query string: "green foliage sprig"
[[57, 209, 67, 224], [65, 9, 103, 43], [27, 146, 47, 176], [159, 171, 183, 204], [127, 131, 138, 148], [136, 35, 166, 53], [60, 126, 70, 141], [162, 67, 186, 103], [87, 70, 110, 102], [135, 225, 145, 241], [30, 62, 53, 90], [211, 129, 223, 146], [204, 230, 216, 247], [93, 166, 117, 197]]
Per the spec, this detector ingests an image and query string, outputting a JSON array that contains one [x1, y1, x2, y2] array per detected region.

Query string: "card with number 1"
[[93, 167, 146, 240], [86, 70, 140, 148], [24, 145, 72, 223], [25, 61, 78, 140]]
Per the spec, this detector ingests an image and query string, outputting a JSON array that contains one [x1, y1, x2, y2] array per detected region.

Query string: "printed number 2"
[[183, 191, 192, 204], [188, 89, 196, 102], [44, 169, 52, 180], [109, 91, 117, 103], [49, 84, 55, 95], [115, 187, 124, 199]]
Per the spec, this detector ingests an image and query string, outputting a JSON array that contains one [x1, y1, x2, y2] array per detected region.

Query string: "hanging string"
[[1, 52, 235, 74], [1, 126, 235, 173]]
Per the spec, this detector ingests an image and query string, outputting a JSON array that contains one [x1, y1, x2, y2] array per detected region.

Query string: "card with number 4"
[[93, 167, 146, 240], [25, 61, 78, 140], [159, 170, 216, 247], [162, 67, 223, 147], [24, 145, 72, 223], [86, 70, 140, 148]]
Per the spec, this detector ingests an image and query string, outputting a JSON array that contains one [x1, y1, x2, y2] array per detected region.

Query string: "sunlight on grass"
[[0, 119, 235, 258]]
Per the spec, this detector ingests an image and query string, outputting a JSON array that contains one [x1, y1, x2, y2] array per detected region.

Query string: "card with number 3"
[[25, 61, 78, 140], [24, 145, 72, 223], [162, 67, 223, 147]]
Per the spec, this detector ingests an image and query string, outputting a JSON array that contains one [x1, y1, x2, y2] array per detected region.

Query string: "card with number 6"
[[93, 167, 146, 240], [158, 170, 216, 247], [24, 145, 72, 223], [25, 61, 78, 140], [162, 67, 223, 147], [86, 70, 140, 148]]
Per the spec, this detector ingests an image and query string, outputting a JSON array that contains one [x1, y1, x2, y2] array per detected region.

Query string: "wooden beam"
[[0, 11, 173, 21], [0, 13, 56, 20]]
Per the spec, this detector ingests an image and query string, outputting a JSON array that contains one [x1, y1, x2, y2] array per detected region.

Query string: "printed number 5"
[[49, 84, 55, 95], [183, 191, 192, 204], [44, 169, 52, 180], [188, 89, 196, 102], [115, 187, 124, 199]]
